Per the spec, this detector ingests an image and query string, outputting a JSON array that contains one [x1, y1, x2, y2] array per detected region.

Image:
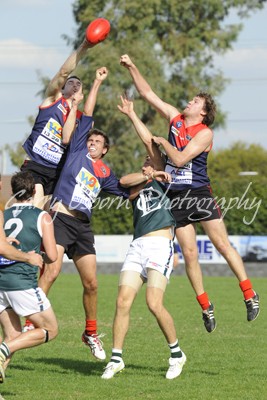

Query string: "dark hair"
[[11, 171, 35, 201], [197, 92, 216, 126], [62, 75, 82, 90], [87, 128, 110, 157]]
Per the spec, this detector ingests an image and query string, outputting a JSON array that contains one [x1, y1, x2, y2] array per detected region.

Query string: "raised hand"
[[96, 66, 108, 81], [117, 95, 134, 116], [120, 54, 134, 69]]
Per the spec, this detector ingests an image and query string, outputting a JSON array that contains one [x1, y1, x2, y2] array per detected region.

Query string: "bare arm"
[[40, 213, 57, 264], [61, 89, 84, 145], [120, 170, 171, 188], [118, 96, 165, 170], [62, 67, 108, 143], [83, 67, 108, 116], [0, 212, 43, 268], [120, 54, 179, 121], [42, 39, 93, 105], [120, 171, 171, 200], [120, 172, 152, 188], [152, 128, 213, 167]]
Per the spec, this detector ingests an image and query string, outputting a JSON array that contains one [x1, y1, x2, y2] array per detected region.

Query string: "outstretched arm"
[[120, 54, 179, 121], [61, 89, 84, 145], [83, 67, 108, 116], [43, 39, 94, 105], [120, 170, 171, 188], [62, 67, 108, 143], [120, 170, 171, 201], [118, 96, 165, 170]]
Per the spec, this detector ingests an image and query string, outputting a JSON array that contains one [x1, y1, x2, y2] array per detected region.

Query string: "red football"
[[85, 18, 110, 44]]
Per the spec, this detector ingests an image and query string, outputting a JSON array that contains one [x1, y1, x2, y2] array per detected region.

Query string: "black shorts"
[[52, 212, 95, 259], [20, 160, 60, 195], [168, 186, 221, 228]]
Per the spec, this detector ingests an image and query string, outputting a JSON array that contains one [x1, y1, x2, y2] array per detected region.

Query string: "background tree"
[[207, 142, 267, 234]]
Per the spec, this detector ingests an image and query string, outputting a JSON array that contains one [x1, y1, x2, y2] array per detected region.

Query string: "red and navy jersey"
[[52, 115, 129, 219], [23, 96, 82, 169], [165, 114, 212, 191]]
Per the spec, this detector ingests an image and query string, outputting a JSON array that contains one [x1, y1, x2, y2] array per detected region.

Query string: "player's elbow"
[[45, 248, 58, 264], [139, 86, 153, 100], [58, 66, 70, 80], [119, 178, 130, 187], [61, 137, 70, 145], [172, 154, 188, 168]]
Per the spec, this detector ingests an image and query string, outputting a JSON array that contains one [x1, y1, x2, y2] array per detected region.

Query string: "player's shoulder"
[[96, 159, 112, 178]]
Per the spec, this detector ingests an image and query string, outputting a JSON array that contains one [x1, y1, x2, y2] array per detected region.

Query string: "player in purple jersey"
[[21, 37, 101, 210], [34, 67, 129, 361], [117, 58, 260, 333]]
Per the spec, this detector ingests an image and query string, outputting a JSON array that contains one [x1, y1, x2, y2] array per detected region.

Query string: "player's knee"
[[213, 239, 231, 256], [182, 246, 198, 263], [43, 263, 61, 284], [49, 326, 59, 341], [146, 297, 162, 315], [43, 324, 58, 342], [116, 294, 132, 312], [83, 278, 98, 293]]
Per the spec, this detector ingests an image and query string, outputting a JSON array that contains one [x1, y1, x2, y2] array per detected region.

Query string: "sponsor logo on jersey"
[[41, 118, 64, 148], [76, 167, 101, 198], [171, 126, 180, 136], [57, 103, 68, 115], [176, 121, 182, 128], [42, 143, 61, 153], [186, 134, 192, 141]]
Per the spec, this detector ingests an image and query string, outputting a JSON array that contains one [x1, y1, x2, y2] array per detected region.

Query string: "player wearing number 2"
[[0, 171, 58, 384]]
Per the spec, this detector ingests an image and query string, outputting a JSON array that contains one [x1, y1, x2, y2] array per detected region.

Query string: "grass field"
[[0, 273, 266, 400]]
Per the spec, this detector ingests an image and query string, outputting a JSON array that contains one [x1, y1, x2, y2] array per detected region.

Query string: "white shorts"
[[121, 236, 174, 281], [0, 287, 51, 317]]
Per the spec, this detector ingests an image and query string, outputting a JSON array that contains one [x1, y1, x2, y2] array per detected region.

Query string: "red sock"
[[85, 320, 97, 336], [196, 292, 210, 311], [239, 279, 254, 300]]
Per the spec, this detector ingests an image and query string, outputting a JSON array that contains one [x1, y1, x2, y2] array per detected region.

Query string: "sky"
[[0, 0, 267, 174]]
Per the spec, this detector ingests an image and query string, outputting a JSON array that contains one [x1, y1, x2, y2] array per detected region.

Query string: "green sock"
[[0, 342, 10, 359], [168, 340, 182, 358], [110, 348, 123, 363]]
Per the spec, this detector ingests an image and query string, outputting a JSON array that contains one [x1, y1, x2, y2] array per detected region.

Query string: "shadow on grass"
[[0, 390, 15, 398], [11, 356, 161, 377]]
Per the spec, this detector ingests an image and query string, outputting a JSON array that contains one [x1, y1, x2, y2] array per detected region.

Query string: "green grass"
[[1, 274, 266, 400]]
